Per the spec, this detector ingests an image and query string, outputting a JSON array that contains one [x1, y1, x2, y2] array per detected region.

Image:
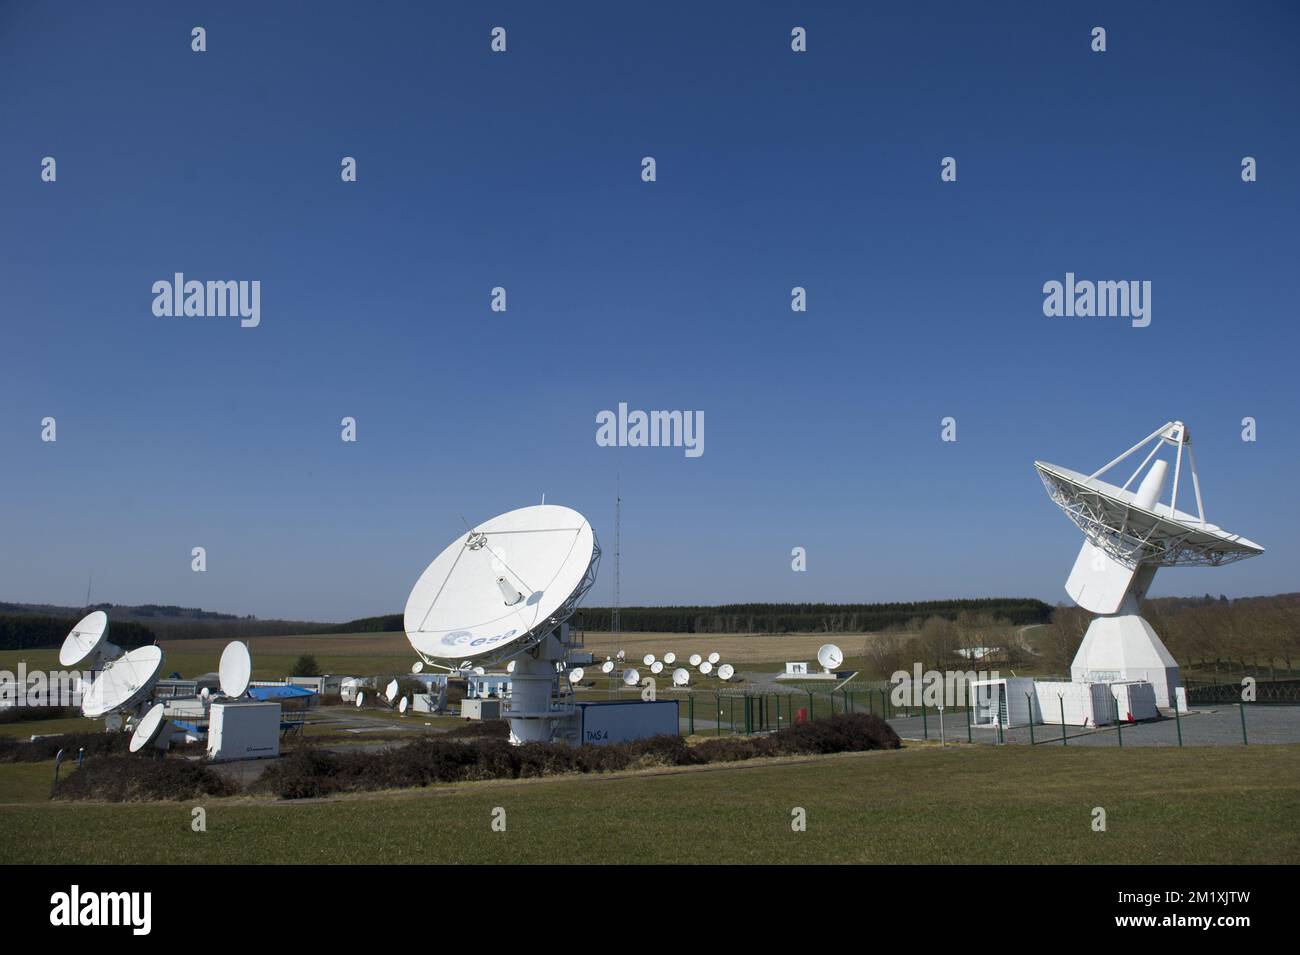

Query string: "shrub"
[[0, 731, 130, 763], [51, 755, 237, 802], [0, 706, 81, 724]]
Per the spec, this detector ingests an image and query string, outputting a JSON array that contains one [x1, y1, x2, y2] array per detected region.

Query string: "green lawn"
[[2, 744, 1296, 864]]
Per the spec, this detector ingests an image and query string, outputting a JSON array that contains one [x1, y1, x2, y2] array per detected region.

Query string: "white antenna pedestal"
[[502, 629, 577, 744]]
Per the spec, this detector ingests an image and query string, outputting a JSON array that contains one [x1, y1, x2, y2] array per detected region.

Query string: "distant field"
[[2, 744, 1296, 864]]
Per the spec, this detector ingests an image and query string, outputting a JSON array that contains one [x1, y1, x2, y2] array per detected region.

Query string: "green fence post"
[[776, 693, 782, 730], [729, 695, 736, 734], [688, 693, 695, 735], [715, 692, 721, 737], [1240, 703, 1248, 745], [997, 717, 1004, 745], [1026, 693, 1035, 745], [829, 691, 835, 716], [807, 690, 814, 722], [1059, 696, 1068, 746], [966, 703, 972, 743], [1114, 695, 1123, 747], [1173, 699, 1182, 746], [921, 702, 928, 740]]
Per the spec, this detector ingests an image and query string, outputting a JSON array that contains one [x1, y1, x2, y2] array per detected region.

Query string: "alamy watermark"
[[596, 402, 704, 458], [0, 664, 85, 707], [1042, 272, 1150, 328], [152, 273, 260, 328], [890, 664, 1000, 708]]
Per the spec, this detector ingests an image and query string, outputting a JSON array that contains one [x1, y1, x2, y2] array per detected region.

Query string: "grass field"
[[2, 744, 1296, 864]]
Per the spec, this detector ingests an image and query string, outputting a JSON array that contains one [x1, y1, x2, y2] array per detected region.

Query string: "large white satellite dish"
[[1038, 421, 1264, 708], [717, 663, 735, 681], [663, 652, 676, 665], [643, 654, 656, 666], [81, 646, 164, 718], [403, 504, 598, 663], [129, 703, 172, 753], [688, 654, 702, 667], [218, 641, 252, 698], [817, 644, 844, 671], [623, 668, 640, 687], [385, 679, 400, 703], [699, 661, 713, 675], [707, 652, 720, 665], [60, 611, 116, 667], [671, 667, 690, 687], [650, 661, 663, 674]]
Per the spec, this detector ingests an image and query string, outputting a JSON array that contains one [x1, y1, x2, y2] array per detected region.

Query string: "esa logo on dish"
[[440, 629, 518, 649]]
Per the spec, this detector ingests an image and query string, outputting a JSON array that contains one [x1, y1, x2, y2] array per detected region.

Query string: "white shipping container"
[[1110, 681, 1158, 722], [1035, 681, 1113, 727], [970, 677, 1039, 727], [207, 701, 281, 762], [576, 700, 679, 746]]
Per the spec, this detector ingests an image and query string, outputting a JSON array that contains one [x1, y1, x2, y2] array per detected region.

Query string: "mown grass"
[[2, 744, 1296, 864]]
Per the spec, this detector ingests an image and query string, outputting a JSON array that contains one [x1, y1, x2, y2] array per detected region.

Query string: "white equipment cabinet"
[[207, 701, 281, 762]]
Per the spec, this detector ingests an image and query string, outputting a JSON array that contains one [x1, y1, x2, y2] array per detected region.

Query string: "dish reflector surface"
[[60, 611, 109, 667], [717, 663, 735, 681], [688, 654, 702, 667], [699, 661, 713, 675], [817, 644, 844, 670], [663, 652, 676, 665], [129, 703, 168, 753], [672, 667, 689, 686], [568, 667, 585, 683], [623, 668, 640, 686], [219, 641, 252, 697], [399, 697, 409, 714], [82, 646, 164, 718], [404, 505, 598, 661], [707, 652, 720, 665], [600, 660, 614, 673]]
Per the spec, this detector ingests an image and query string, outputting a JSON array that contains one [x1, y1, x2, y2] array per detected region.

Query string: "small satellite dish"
[[717, 663, 735, 681], [218, 641, 252, 698], [129, 703, 171, 753], [623, 668, 640, 687], [672, 667, 690, 687], [663, 652, 677, 665], [817, 644, 844, 671], [689, 654, 702, 667], [600, 660, 614, 674], [472, 666, 486, 676], [643, 654, 656, 666], [699, 661, 714, 675], [81, 646, 164, 718], [59, 610, 113, 667], [356, 691, 366, 708], [707, 652, 721, 665], [411, 661, 424, 674], [506, 660, 517, 674], [616, 650, 626, 661], [650, 660, 663, 674], [385, 679, 400, 703], [568, 668, 585, 684], [200, 687, 210, 701], [399, 697, 409, 715]]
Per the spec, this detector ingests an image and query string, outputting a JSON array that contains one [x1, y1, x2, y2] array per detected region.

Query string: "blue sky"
[[2, 1, 1297, 621]]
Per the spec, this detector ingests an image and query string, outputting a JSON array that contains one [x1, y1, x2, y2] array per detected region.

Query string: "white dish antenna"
[[60, 610, 116, 667], [663, 652, 676, 665], [129, 703, 172, 753], [688, 654, 702, 667], [600, 660, 614, 674], [650, 660, 664, 674], [642, 654, 656, 666], [699, 661, 713, 675], [355, 691, 366, 708], [403, 504, 599, 663], [398, 697, 409, 715], [568, 667, 585, 684], [411, 661, 424, 674], [81, 646, 164, 718], [707, 652, 720, 665], [623, 668, 640, 687], [817, 644, 844, 671], [672, 667, 690, 687], [717, 663, 735, 681], [472, 666, 486, 676], [218, 641, 252, 698], [385, 679, 400, 703]]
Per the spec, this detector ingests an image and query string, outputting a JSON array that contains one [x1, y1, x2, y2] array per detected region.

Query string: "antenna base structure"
[[1037, 421, 1263, 710], [404, 505, 600, 746]]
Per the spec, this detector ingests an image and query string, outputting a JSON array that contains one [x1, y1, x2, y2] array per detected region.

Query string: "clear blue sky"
[[2, 2, 1296, 621]]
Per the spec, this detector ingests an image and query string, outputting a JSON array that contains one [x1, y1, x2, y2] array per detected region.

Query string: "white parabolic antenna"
[[663, 652, 676, 665], [717, 663, 735, 681], [817, 644, 844, 671], [672, 667, 690, 686], [623, 668, 640, 687], [699, 661, 713, 675], [129, 703, 171, 753], [643, 654, 656, 666], [219, 641, 252, 698], [355, 691, 366, 708], [385, 679, 400, 703], [399, 697, 409, 715], [81, 646, 164, 718], [600, 660, 614, 674], [568, 667, 585, 684], [707, 652, 720, 665], [1038, 421, 1264, 708], [650, 660, 663, 674], [688, 654, 702, 667], [404, 505, 598, 662], [60, 610, 115, 667]]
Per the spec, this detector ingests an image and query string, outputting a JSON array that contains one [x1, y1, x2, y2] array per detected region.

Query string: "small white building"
[[1034, 681, 1114, 727], [970, 677, 1039, 728]]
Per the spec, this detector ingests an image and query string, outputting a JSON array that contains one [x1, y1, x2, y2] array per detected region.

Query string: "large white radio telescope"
[[403, 504, 599, 744], [1037, 421, 1263, 708]]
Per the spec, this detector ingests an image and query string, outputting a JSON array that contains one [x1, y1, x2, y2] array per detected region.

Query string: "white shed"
[[1110, 681, 1158, 722], [1034, 681, 1114, 727], [970, 677, 1039, 728]]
